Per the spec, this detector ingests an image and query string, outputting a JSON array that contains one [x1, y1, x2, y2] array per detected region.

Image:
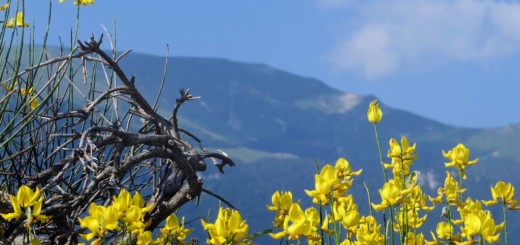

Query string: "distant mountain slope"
[[8, 44, 519, 242], [118, 54, 486, 166], [116, 53, 520, 241], [16, 47, 508, 241]]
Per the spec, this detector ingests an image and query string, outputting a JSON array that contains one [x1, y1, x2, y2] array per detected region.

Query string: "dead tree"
[[0, 35, 234, 243]]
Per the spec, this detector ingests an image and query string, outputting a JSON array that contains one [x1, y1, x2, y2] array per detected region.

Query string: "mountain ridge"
[[27, 47, 520, 241], [118, 53, 519, 241]]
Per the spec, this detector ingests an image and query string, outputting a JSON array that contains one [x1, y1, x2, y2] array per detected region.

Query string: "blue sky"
[[26, 0, 520, 128]]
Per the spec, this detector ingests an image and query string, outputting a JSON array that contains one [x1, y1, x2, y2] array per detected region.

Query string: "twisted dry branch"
[[0, 35, 235, 243]]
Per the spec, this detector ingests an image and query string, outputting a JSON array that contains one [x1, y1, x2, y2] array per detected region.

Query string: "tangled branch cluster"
[[0, 35, 234, 243]]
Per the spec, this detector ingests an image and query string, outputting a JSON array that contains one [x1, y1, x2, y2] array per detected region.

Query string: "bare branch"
[[0, 34, 236, 241]]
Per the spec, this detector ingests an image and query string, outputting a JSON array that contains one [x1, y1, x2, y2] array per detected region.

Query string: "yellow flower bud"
[[30, 97, 40, 110], [0, 3, 9, 10], [367, 99, 382, 123], [6, 12, 29, 28]]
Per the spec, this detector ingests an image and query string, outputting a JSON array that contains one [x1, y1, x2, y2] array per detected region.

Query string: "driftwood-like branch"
[[78, 35, 171, 132], [0, 35, 235, 243], [172, 88, 200, 138]]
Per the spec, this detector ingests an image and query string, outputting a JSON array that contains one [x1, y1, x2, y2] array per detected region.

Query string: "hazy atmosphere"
[[28, 0, 520, 128]]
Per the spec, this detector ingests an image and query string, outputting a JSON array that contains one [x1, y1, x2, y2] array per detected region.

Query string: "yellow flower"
[[60, 0, 95, 6], [2, 81, 16, 91], [269, 203, 320, 241], [304, 207, 321, 237], [320, 215, 334, 235], [30, 97, 40, 110], [331, 196, 360, 230], [125, 206, 150, 234], [461, 211, 503, 243], [20, 87, 34, 95], [333, 158, 362, 197], [0, 3, 9, 10], [266, 191, 293, 212], [443, 143, 478, 179], [457, 197, 483, 218], [429, 171, 465, 205], [10, 185, 40, 208], [395, 209, 427, 230], [113, 190, 153, 220], [356, 215, 384, 244], [462, 213, 481, 238], [405, 232, 425, 245], [112, 189, 133, 213], [112, 190, 152, 215], [6, 12, 29, 28], [78, 203, 121, 241], [124, 205, 142, 223], [339, 240, 353, 245], [371, 179, 410, 211], [136, 230, 153, 245], [202, 207, 250, 245], [76, 0, 95, 5], [2, 83, 40, 110], [435, 221, 453, 239], [425, 232, 440, 245], [367, 99, 383, 123], [334, 157, 362, 179], [20, 87, 39, 111], [266, 191, 293, 228], [480, 212, 504, 243], [132, 191, 153, 212], [426, 222, 465, 245], [28, 197, 51, 225], [483, 181, 516, 206], [385, 137, 418, 177], [1, 185, 50, 225], [405, 185, 435, 212], [305, 164, 340, 205], [111, 190, 153, 236], [159, 214, 192, 244]]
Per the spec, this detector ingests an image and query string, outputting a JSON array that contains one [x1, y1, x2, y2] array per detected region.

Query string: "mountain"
[[15, 45, 514, 241], [114, 53, 520, 242]]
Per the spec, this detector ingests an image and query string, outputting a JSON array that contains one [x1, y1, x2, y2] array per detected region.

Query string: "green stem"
[[502, 203, 508, 245], [383, 212, 388, 245], [313, 157, 325, 245], [373, 124, 388, 182], [373, 123, 389, 245], [399, 154, 408, 243], [26, 204, 35, 244], [389, 206, 395, 245], [363, 182, 374, 217], [329, 195, 340, 245]]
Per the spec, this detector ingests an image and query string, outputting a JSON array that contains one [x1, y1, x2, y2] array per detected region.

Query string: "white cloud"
[[329, 0, 520, 77], [332, 24, 397, 77], [418, 170, 439, 191]]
